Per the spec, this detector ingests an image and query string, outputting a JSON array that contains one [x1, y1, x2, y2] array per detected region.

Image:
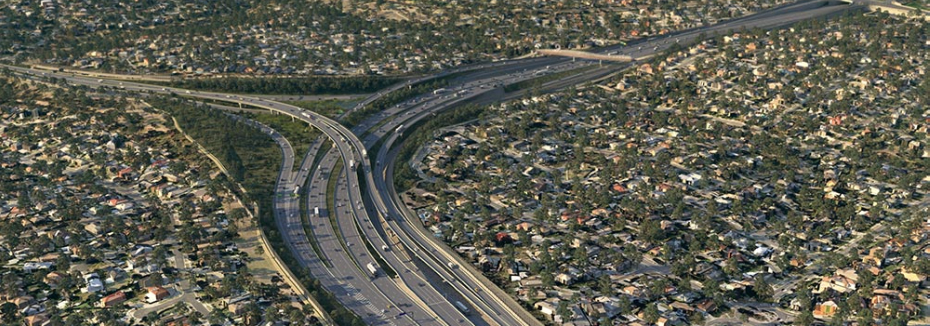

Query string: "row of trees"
[[342, 76, 453, 127], [169, 76, 399, 95], [151, 96, 366, 326]]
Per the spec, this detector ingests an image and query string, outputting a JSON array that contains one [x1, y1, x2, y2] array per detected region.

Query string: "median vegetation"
[[354, 169, 398, 278], [325, 160, 359, 274], [169, 76, 399, 95], [240, 112, 322, 166], [300, 163, 332, 268], [342, 72, 470, 128], [151, 97, 366, 326], [285, 99, 358, 119], [342, 79, 445, 127]]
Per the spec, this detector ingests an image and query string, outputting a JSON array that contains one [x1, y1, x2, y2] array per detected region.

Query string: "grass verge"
[[241, 112, 320, 163], [152, 97, 366, 326], [341, 71, 469, 128], [325, 160, 364, 275], [168, 76, 399, 95], [354, 168, 398, 278], [299, 167, 332, 268], [285, 99, 359, 119]]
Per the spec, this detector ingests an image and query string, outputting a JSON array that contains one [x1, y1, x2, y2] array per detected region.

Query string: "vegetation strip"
[[285, 99, 360, 119], [300, 165, 333, 268], [157, 97, 366, 326], [325, 160, 365, 275], [354, 168, 398, 278], [168, 76, 400, 95], [343, 71, 469, 128], [241, 112, 321, 167]]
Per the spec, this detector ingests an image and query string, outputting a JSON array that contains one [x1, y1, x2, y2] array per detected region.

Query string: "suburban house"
[[100, 291, 127, 308], [145, 286, 170, 303]]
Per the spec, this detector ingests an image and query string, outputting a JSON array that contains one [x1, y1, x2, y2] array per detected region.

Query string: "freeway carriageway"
[[1, 0, 866, 324], [302, 1, 863, 325]]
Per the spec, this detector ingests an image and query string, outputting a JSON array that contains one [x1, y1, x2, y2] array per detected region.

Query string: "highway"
[[1, 1, 865, 324], [311, 151, 475, 326], [350, 58, 621, 326], [327, 3, 863, 325], [5, 67, 460, 325]]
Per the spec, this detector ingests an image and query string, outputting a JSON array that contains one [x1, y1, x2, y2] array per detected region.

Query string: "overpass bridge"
[[537, 0, 925, 64], [857, 0, 927, 19], [536, 49, 634, 62]]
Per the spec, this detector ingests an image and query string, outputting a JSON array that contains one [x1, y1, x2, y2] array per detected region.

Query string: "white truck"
[[349, 159, 356, 171], [314, 206, 320, 216], [366, 262, 378, 277]]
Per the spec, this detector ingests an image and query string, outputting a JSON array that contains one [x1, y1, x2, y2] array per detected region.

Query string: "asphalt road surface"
[[0, 1, 864, 324]]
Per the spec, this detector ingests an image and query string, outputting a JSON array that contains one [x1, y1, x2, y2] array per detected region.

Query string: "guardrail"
[[256, 228, 333, 325], [29, 63, 174, 82], [372, 89, 546, 326]]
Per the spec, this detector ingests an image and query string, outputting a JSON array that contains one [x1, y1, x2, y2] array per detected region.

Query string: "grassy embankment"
[[152, 97, 367, 326]]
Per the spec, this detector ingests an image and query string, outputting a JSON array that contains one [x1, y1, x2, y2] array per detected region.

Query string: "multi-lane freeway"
[[298, 2, 865, 325], [0, 1, 868, 324]]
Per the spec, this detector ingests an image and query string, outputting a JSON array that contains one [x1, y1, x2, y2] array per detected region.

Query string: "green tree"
[[598, 274, 613, 294], [0, 302, 16, 323], [644, 303, 660, 324], [753, 274, 774, 302], [858, 307, 873, 326], [796, 310, 814, 326], [618, 295, 632, 315], [557, 300, 572, 322]]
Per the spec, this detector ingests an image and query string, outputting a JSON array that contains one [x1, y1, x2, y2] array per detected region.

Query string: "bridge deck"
[[536, 49, 633, 62]]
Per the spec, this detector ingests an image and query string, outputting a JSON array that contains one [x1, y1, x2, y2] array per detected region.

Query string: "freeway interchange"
[[2, 0, 865, 324]]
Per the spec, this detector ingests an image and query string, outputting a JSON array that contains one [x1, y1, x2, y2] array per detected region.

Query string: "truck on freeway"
[[314, 206, 320, 216], [454, 301, 470, 314], [366, 262, 378, 277]]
